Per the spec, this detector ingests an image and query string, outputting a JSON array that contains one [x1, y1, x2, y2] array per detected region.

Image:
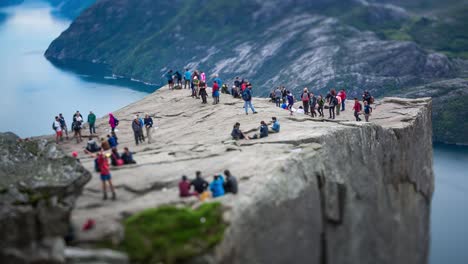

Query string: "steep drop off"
[[56, 88, 434, 264], [44, 0, 468, 144]]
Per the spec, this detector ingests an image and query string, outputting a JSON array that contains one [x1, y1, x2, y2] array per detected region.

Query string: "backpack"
[[242, 89, 251, 101], [370, 96, 375, 104], [301, 93, 309, 102], [114, 118, 119, 126], [52, 122, 57, 131], [331, 96, 338, 107]]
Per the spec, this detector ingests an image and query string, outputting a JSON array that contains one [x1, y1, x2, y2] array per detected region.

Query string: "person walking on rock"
[[364, 101, 373, 122], [301, 88, 310, 115], [109, 113, 118, 132], [242, 86, 257, 115], [87, 111, 96, 134], [53, 116, 63, 144], [287, 91, 294, 114], [132, 116, 143, 145], [144, 114, 153, 144], [353, 98, 362, 121], [310, 92, 317, 117]]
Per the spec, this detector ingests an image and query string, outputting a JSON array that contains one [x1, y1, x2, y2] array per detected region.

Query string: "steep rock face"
[[57, 88, 434, 263], [0, 133, 91, 263]]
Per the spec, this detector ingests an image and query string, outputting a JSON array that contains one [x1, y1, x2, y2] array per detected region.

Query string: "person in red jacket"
[[212, 81, 220, 105], [179, 175, 197, 197], [340, 89, 347, 111], [353, 97, 362, 121], [94, 150, 116, 200]]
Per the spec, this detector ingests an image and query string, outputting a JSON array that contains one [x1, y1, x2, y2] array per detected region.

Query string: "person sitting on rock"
[[101, 137, 110, 151], [121, 147, 136, 164], [269, 117, 280, 133], [250, 121, 269, 139], [231, 122, 249, 140], [191, 171, 209, 194], [210, 175, 225, 198], [223, 170, 238, 194], [179, 175, 197, 197], [296, 106, 305, 114], [110, 147, 122, 166], [86, 136, 101, 153]]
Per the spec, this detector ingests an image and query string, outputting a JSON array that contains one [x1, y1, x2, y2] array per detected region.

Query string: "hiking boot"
[[103, 193, 108, 200], [253, 112, 258, 114], [112, 192, 116, 201]]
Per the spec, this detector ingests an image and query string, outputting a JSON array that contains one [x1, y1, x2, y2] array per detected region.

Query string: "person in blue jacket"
[[210, 175, 225, 198], [270, 117, 280, 133], [213, 74, 223, 87], [184, 69, 191, 89], [107, 134, 118, 148]]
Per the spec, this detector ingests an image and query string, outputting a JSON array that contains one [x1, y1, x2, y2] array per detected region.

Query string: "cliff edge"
[[59, 88, 434, 264]]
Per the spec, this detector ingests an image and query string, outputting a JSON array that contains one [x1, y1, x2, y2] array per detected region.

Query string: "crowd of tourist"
[[51, 68, 377, 202]]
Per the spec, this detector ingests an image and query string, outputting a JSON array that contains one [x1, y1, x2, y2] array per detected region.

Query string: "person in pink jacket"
[[200, 71, 206, 82], [109, 113, 118, 132]]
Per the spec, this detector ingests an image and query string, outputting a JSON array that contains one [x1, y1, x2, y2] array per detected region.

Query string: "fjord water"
[[0, 1, 151, 138], [1, 1, 467, 264], [430, 144, 468, 264]]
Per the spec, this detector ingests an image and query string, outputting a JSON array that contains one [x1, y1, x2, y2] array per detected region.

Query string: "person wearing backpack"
[[72, 115, 83, 143], [242, 86, 257, 115], [109, 113, 118, 132], [53, 116, 63, 144], [364, 101, 373, 122], [310, 92, 317, 117], [301, 88, 310, 115], [58, 113, 69, 140], [353, 98, 362, 121]]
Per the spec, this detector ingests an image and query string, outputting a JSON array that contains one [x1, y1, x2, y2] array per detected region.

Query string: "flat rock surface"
[[53, 87, 426, 239]]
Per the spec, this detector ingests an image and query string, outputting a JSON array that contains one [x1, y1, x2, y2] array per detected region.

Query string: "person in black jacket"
[[191, 171, 209, 194], [144, 114, 153, 144], [132, 117, 143, 145], [223, 170, 238, 194]]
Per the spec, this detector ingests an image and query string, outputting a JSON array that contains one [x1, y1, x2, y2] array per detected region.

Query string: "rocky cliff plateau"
[[44, 0, 468, 145], [53, 87, 435, 263]]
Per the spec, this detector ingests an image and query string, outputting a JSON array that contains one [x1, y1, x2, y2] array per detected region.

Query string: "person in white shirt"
[[296, 106, 305, 114], [53, 116, 62, 144]]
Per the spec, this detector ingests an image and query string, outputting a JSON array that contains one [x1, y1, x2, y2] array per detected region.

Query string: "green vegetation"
[[122, 202, 226, 264], [433, 96, 468, 144]]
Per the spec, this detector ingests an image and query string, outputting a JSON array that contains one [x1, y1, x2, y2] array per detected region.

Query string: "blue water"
[[0, 0, 152, 138], [430, 144, 468, 264], [1, 1, 467, 263]]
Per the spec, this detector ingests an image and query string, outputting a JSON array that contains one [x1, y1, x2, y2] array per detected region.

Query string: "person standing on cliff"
[[174, 70, 182, 87], [108, 113, 118, 132], [184, 69, 191, 89], [72, 115, 83, 143], [96, 151, 116, 200], [274, 87, 282, 107], [328, 90, 337, 119], [301, 88, 310, 115], [132, 116, 143, 145], [317, 95, 325, 117], [192, 76, 200, 98], [53, 116, 63, 144], [199, 80, 208, 104], [58, 113, 69, 140], [212, 80, 220, 105], [310, 92, 317, 117], [353, 98, 362, 121], [165, 70, 174, 90], [87, 111, 96, 134], [335, 93, 342, 116], [364, 101, 373, 122], [242, 86, 257, 115], [339, 89, 347, 111], [287, 91, 294, 115], [144, 113, 153, 144]]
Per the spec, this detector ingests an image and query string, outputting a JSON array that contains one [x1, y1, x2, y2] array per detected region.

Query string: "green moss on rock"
[[123, 202, 226, 264]]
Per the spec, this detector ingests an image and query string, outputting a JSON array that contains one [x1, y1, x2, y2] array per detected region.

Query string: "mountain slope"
[[45, 0, 468, 144]]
